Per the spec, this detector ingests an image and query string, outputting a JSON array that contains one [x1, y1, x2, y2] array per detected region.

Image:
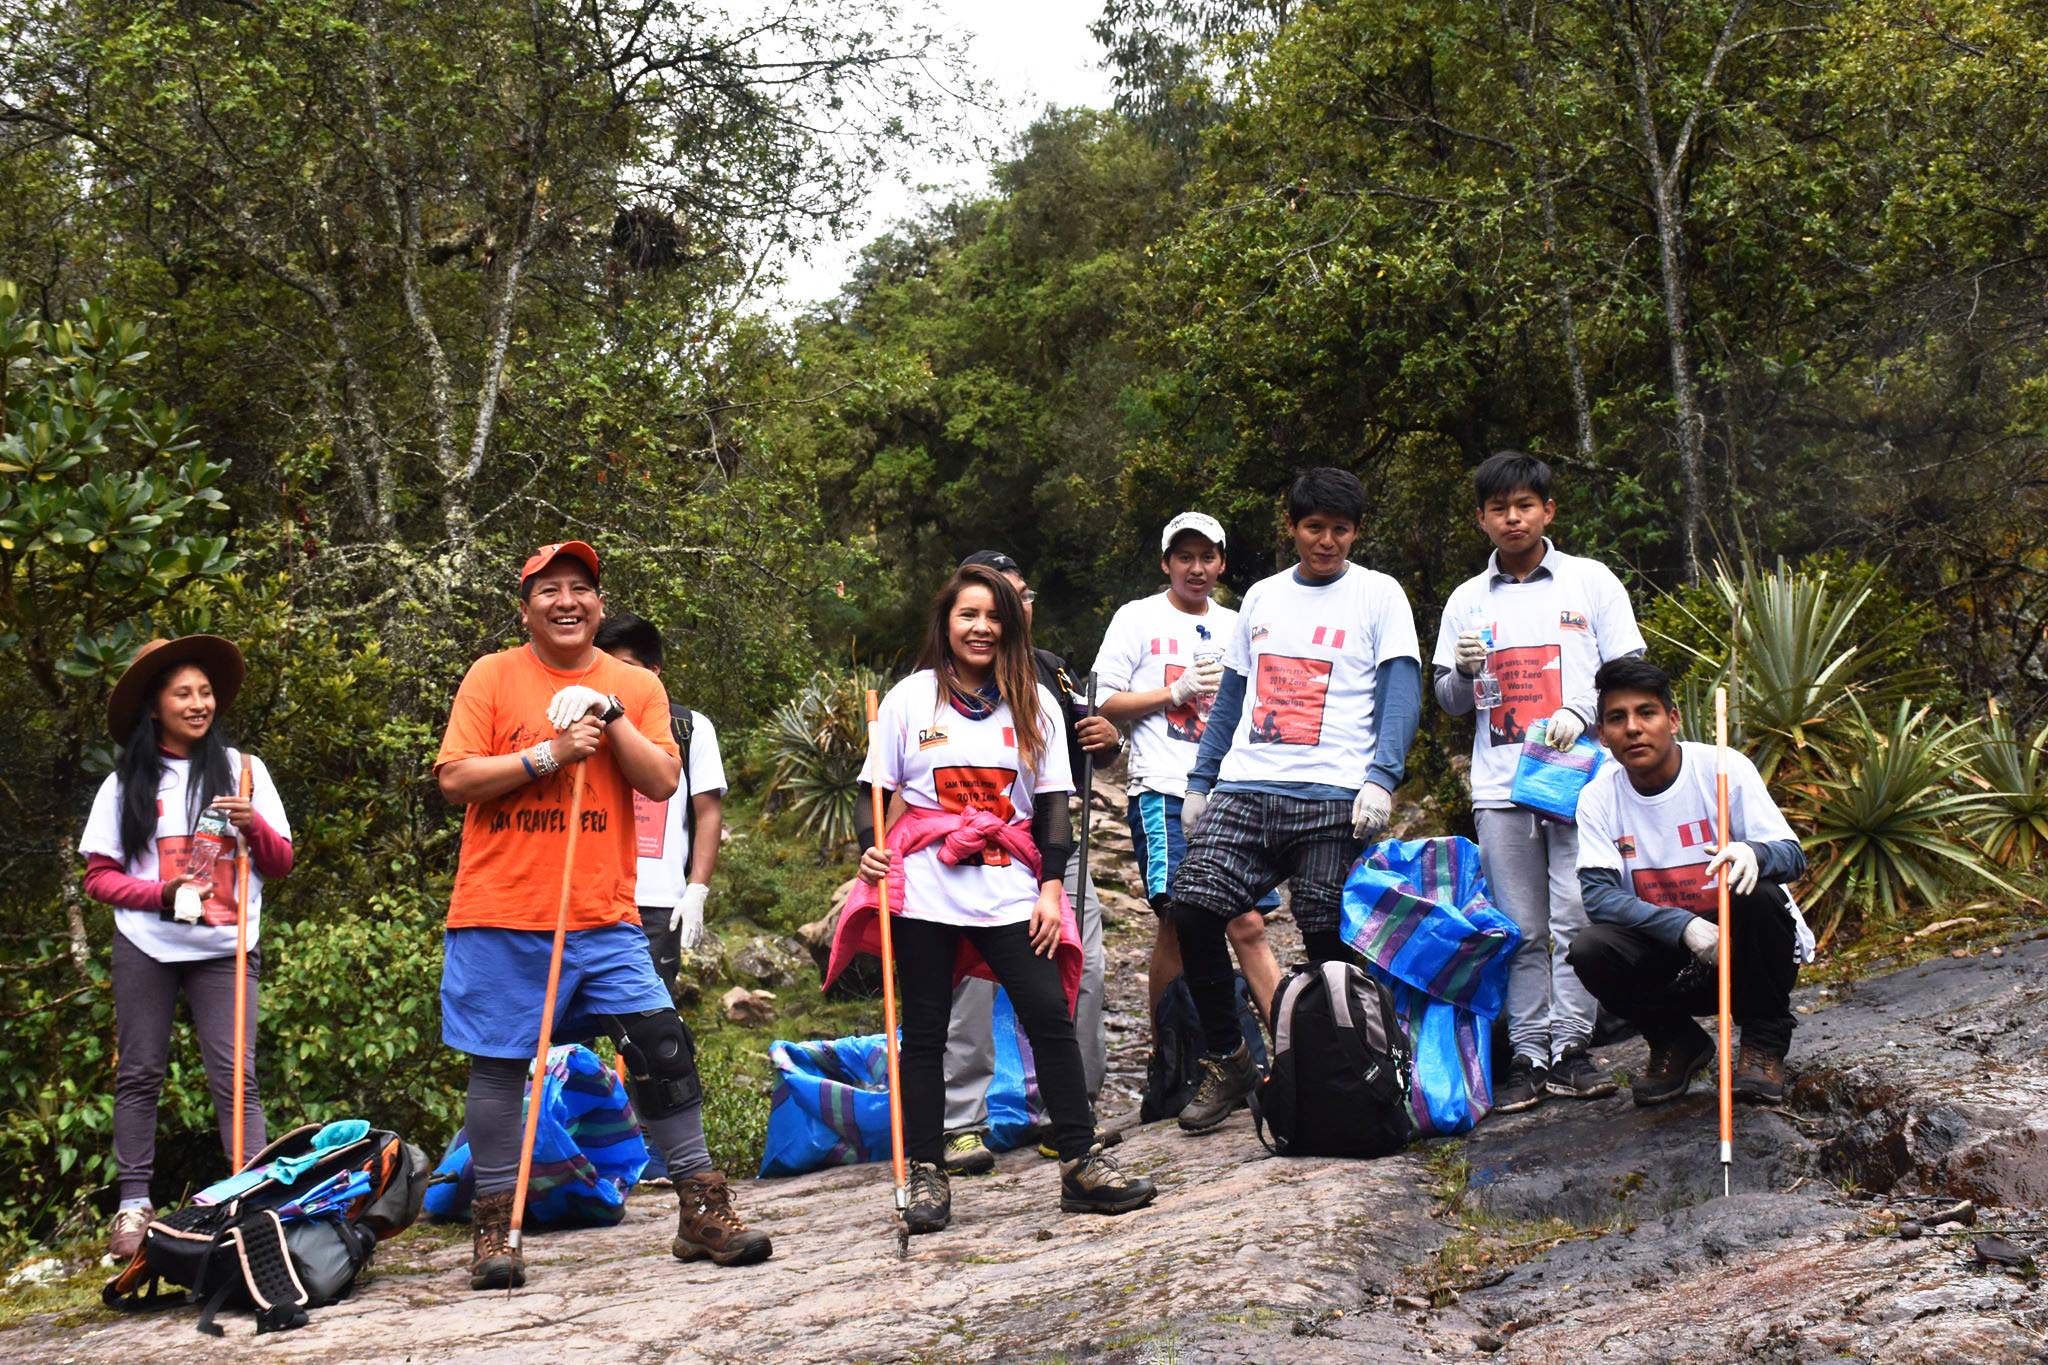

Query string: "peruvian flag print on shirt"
[[1217, 563, 1420, 790], [1574, 741, 1799, 917], [859, 670, 1073, 928]]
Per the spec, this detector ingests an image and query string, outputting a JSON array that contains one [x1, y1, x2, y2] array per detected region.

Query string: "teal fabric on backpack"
[[424, 1044, 647, 1227], [1341, 836, 1522, 1136]]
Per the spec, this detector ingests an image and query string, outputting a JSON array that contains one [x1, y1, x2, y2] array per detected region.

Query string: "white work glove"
[[1544, 707, 1586, 751], [1454, 631, 1489, 678], [671, 882, 708, 950], [1681, 916, 1720, 967], [547, 684, 610, 732], [1351, 783, 1391, 841], [1168, 658, 1225, 706], [1704, 841, 1760, 897], [1180, 790, 1208, 840]]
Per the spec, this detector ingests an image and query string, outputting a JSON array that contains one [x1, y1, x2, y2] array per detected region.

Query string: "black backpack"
[[103, 1123, 429, 1336], [669, 702, 696, 849], [1250, 961, 1413, 1158]]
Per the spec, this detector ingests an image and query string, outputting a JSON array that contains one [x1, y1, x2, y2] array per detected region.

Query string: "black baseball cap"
[[960, 550, 1023, 577]]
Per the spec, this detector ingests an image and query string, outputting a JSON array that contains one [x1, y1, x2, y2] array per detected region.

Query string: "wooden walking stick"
[[866, 690, 911, 1256], [508, 761, 588, 1256], [231, 754, 254, 1171], [1715, 687, 1734, 1198]]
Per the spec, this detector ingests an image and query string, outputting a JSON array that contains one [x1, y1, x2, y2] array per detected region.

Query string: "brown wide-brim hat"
[[106, 635, 246, 743]]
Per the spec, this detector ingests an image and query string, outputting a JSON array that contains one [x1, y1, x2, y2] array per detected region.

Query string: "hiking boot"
[[673, 1171, 772, 1266], [1178, 1042, 1256, 1133], [469, 1190, 525, 1290], [108, 1205, 152, 1262], [1732, 1044, 1788, 1105], [904, 1160, 951, 1235], [1631, 1025, 1715, 1108], [1060, 1145, 1158, 1215], [943, 1130, 995, 1176], [1493, 1057, 1549, 1114], [1546, 1046, 1619, 1100], [1037, 1125, 1124, 1159]]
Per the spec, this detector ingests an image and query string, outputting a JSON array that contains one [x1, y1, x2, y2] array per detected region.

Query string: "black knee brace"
[[607, 1009, 700, 1118]]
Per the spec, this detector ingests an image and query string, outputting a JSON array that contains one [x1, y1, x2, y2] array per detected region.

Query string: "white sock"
[[118, 1196, 151, 1214]]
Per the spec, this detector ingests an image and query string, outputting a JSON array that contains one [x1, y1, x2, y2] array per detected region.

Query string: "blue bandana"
[[946, 673, 1003, 721]]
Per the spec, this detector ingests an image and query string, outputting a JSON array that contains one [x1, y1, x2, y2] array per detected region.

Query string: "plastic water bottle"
[[177, 805, 234, 923], [1193, 625, 1223, 714], [1473, 626, 1503, 710]]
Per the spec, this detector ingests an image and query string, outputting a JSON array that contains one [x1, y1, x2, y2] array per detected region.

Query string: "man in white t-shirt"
[[1569, 658, 1811, 1108], [1091, 513, 1281, 1055], [596, 612, 729, 1184], [1432, 451, 1647, 1114], [1169, 468, 1424, 1134]]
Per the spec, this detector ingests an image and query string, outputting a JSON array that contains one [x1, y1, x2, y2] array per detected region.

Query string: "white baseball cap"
[[1161, 512, 1227, 553]]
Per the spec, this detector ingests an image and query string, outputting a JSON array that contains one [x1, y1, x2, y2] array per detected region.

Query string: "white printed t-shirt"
[[1434, 541, 1645, 807], [1218, 564, 1421, 789], [1089, 590, 1237, 799], [632, 711, 727, 908], [1576, 742, 1797, 917], [79, 752, 291, 963], [861, 670, 1073, 927]]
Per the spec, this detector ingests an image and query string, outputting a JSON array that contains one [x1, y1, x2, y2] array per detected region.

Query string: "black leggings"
[[895, 916, 1095, 1163], [1175, 901, 1351, 1055]]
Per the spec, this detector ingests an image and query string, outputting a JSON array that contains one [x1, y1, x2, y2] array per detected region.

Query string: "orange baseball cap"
[[520, 540, 600, 588]]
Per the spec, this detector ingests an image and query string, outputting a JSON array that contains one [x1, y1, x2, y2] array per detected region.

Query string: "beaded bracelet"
[[528, 742, 561, 777]]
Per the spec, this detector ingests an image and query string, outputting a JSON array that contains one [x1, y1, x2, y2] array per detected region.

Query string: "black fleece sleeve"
[[855, 781, 879, 853], [1032, 790, 1073, 886]]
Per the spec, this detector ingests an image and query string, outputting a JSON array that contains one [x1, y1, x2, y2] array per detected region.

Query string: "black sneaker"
[[1059, 1146, 1158, 1215], [1546, 1046, 1619, 1100], [1631, 1024, 1715, 1107], [1177, 1042, 1257, 1133], [903, 1160, 951, 1235], [942, 1130, 995, 1176], [1492, 1057, 1548, 1114]]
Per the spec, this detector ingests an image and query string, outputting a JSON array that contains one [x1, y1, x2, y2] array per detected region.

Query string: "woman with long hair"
[[847, 565, 1157, 1233], [78, 636, 293, 1259]]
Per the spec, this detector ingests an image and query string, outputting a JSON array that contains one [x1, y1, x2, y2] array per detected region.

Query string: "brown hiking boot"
[[673, 1171, 772, 1266], [1630, 1025, 1715, 1108], [469, 1190, 525, 1290], [1178, 1042, 1256, 1133], [1732, 1044, 1788, 1105], [1060, 1145, 1158, 1215], [108, 1205, 152, 1262]]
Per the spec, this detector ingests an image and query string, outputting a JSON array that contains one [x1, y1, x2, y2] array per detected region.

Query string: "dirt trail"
[[16, 802, 2048, 1361]]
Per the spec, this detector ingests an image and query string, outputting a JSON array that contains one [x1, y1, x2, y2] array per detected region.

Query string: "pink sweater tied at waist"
[[823, 804, 1082, 1010]]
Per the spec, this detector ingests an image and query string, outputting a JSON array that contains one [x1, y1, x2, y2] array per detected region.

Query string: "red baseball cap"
[[520, 540, 600, 588]]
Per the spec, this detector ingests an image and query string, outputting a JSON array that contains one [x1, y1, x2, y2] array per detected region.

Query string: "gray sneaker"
[[1177, 1042, 1256, 1133]]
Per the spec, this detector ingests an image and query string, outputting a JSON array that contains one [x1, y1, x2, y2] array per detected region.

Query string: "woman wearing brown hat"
[[78, 635, 294, 1260]]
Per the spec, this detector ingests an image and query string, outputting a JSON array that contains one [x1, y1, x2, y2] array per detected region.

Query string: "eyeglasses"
[[1020, 589, 1037, 605]]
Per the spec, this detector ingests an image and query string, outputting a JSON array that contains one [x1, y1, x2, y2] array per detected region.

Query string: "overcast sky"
[[773, 0, 1117, 308]]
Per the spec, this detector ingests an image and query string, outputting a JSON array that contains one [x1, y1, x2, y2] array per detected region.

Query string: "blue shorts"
[[441, 923, 672, 1059], [1129, 791, 1280, 918]]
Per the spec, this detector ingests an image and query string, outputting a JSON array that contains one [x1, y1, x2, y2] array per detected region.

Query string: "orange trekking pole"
[[865, 690, 910, 1254], [1714, 688, 1734, 1197], [508, 762, 588, 1258], [231, 754, 254, 1171]]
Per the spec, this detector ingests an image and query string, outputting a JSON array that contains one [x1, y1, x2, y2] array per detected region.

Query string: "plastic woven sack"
[[1508, 717, 1605, 822], [424, 1043, 647, 1227], [982, 987, 1044, 1152], [1342, 837, 1522, 1136]]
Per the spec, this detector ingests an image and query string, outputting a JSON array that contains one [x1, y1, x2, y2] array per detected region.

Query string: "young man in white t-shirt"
[[1569, 658, 1811, 1107], [1432, 451, 1647, 1113], [1090, 514, 1281, 1066], [1169, 468, 1423, 1134], [596, 611, 729, 1185]]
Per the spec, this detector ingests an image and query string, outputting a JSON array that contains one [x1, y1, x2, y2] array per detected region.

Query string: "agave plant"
[[762, 666, 887, 851], [1972, 704, 2048, 870], [1651, 556, 1931, 782], [1800, 699, 2020, 942]]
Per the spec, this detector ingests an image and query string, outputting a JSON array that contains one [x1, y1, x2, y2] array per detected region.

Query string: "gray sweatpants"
[[1475, 807, 1597, 1065], [944, 857, 1105, 1134], [112, 932, 267, 1203], [465, 1053, 710, 1194]]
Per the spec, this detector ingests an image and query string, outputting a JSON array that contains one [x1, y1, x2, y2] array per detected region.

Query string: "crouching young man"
[[1568, 658, 1812, 1108], [435, 542, 770, 1290]]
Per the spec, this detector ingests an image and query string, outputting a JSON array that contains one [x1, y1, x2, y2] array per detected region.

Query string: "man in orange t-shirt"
[[435, 541, 771, 1291]]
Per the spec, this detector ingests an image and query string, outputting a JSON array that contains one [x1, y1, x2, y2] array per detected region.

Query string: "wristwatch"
[[597, 695, 627, 727]]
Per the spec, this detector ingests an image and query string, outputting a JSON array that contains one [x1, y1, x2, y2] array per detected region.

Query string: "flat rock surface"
[[13, 826, 2048, 1362]]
